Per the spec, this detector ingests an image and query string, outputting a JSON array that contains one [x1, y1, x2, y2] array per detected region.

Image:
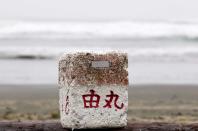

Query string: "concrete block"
[[58, 52, 128, 129]]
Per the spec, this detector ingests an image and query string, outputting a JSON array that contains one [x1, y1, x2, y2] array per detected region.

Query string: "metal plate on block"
[[91, 61, 110, 68]]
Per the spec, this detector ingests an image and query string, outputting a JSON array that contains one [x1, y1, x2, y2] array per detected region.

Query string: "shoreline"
[[0, 83, 197, 100]]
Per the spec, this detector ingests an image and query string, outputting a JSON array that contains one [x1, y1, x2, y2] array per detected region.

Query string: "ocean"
[[0, 20, 198, 85]]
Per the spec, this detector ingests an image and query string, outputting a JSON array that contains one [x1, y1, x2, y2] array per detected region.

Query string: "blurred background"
[[0, 0, 198, 123]]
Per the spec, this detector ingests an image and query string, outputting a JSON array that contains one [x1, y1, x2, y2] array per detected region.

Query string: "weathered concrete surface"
[[0, 121, 198, 131], [58, 52, 128, 87], [59, 86, 128, 129], [58, 52, 128, 129]]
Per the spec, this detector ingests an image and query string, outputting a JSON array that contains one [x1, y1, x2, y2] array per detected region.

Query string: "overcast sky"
[[0, 0, 198, 21]]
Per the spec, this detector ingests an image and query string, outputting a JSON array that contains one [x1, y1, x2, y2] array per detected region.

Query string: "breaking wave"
[[1, 20, 198, 40]]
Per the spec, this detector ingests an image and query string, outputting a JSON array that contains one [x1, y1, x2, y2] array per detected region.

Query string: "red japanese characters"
[[82, 90, 100, 108], [103, 90, 124, 109], [82, 90, 124, 110]]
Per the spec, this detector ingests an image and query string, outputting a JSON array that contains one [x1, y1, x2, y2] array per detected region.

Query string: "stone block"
[[58, 52, 128, 129]]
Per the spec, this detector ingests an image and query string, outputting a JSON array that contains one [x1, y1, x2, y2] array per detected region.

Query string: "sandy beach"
[[0, 84, 197, 123]]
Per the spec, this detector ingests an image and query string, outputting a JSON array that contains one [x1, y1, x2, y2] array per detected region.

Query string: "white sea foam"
[[0, 20, 198, 62], [1, 21, 198, 40]]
